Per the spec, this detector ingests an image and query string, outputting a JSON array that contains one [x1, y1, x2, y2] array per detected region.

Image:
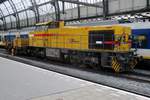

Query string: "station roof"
[[0, 0, 6, 4], [0, 0, 103, 30], [0, 0, 149, 30]]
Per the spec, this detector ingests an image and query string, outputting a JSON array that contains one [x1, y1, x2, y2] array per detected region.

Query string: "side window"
[[35, 25, 48, 31], [132, 34, 147, 49], [34, 22, 59, 31], [48, 22, 59, 29], [138, 34, 147, 48], [89, 30, 114, 50]]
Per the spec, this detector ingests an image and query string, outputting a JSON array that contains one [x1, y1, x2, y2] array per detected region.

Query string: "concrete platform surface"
[[31, 85, 150, 100], [0, 57, 149, 100]]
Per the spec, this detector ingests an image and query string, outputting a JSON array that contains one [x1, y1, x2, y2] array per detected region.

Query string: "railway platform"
[[0, 57, 149, 100]]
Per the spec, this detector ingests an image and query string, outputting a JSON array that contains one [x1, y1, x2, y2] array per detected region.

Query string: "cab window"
[[48, 22, 59, 29], [35, 25, 48, 31]]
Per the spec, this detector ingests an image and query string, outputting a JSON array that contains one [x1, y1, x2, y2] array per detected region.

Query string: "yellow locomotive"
[[12, 21, 138, 72]]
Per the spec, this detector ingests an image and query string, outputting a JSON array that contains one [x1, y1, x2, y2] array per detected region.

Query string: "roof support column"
[[51, 0, 60, 21], [77, 0, 81, 19], [103, 0, 108, 19], [3, 3, 12, 29], [58, 0, 102, 8], [31, 0, 40, 23], [147, 0, 150, 8], [21, 0, 29, 27], [62, 1, 65, 14], [0, 9, 6, 30], [8, 0, 20, 29]]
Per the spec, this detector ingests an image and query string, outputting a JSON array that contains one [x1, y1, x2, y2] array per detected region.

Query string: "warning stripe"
[[112, 57, 121, 72], [115, 63, 121, 72], [114, 63, 119, 72]]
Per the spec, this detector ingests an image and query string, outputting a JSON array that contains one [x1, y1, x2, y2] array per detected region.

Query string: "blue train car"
[[120, 22, 150, 60], [0, 30, 30, 49], [4, 34, 16, 42], [4, 30, 29, 41], [132, 29, 150, 49], [132, 29, 150, 60]]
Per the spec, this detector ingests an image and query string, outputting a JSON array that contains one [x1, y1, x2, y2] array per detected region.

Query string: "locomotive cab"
[[88, 26, 137, 72]]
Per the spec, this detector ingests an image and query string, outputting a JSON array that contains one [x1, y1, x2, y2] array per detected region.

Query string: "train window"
[[48, 22, 59, 29], [35, 22, 59, 31], [35, 25, 48, 31], [89, 30, 114, 50], [132, 34, 148, 49], [20, 34, 29, 39]]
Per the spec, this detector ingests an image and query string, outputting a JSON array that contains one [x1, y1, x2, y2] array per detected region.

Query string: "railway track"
[[133, 69, 150, 77], [121, 69, 150, 83], [1, 48, 150, 84], [120, 73, 150, 84], [17, 55, 150, 84]]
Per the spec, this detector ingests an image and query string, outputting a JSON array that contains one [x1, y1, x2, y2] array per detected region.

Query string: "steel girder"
[[0, 0, 150, 30], [58, 0, 103, 8], [62, 1, 65, 14], [0, 0, 60, 29], [77, 0, 81, 19], [0, 1, 54, 20], [65, 9, 150, 22], [0, 0, 7, 30], [30, 0, 40, 23], [103, 0, 108, 19], [8, 0, 20, 29], [21, 0, 29, 27], [60, 0, 103, 20], [0, 0, 104, 8], [0, 0, 7, 4], [0, 0, 102, 23], [3, 2, 13, 29], [0, 8, 6, 30], [51, 0, 60, 21], [147, 0, 150, 8]]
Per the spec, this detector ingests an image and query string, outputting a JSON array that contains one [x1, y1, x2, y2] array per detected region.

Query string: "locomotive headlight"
[[96, 41, 103, 44], [29, 34, 34, 37]]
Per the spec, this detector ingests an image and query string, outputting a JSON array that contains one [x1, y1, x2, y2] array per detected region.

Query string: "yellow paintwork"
[[0, 41, 5, 47], [13, 38, 29, 48], [35, 21, 52, 26], [143, 56, 150, 60], [29, 21, 131, 52]]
